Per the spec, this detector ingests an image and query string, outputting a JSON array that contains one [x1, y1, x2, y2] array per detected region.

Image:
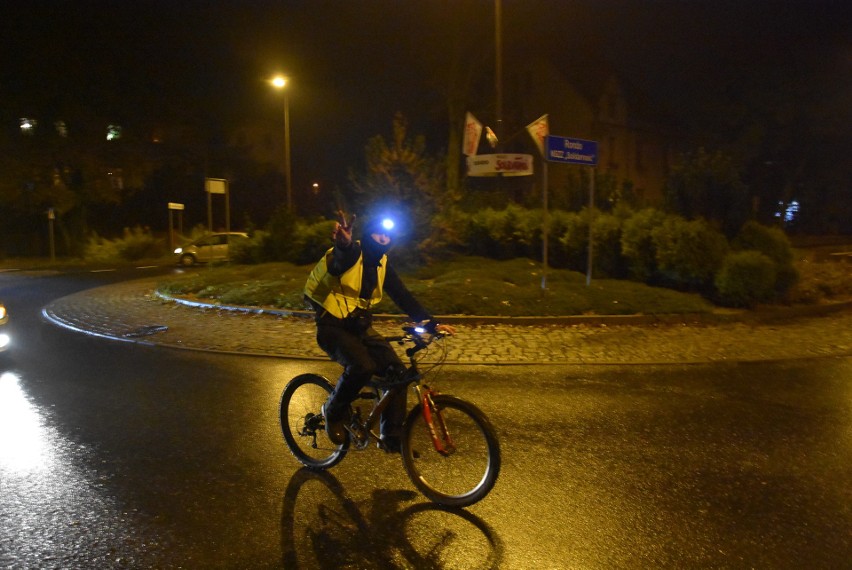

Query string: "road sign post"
[[168, 202, 185, 251], [545, 135, 598, 285], [205, 178, 229, 236]]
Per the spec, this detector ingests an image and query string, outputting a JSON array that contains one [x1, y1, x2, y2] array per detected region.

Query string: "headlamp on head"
[[380, 218, 395, 232]]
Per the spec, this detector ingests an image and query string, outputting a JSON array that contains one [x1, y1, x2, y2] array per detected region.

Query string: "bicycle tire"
[[279, 373, 348, 469], [401, 394, 501, 508]]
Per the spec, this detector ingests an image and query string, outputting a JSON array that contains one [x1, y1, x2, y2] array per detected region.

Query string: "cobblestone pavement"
[[41, 277, 852, 365]]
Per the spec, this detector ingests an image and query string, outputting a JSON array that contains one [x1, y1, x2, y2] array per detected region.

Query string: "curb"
[[155, 290, 852, 327]]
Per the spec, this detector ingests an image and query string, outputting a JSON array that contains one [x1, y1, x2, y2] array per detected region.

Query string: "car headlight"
[[0, 306, 6, 320], [0, 333, 9, 349], [174, 247, 183, 254]]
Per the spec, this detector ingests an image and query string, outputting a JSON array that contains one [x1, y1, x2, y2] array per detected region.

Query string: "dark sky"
[[2, 0, 849, 192]]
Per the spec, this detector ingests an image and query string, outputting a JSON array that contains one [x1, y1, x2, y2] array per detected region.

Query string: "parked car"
[[173, 232, 248, 266], [0, 303, 10, 353]]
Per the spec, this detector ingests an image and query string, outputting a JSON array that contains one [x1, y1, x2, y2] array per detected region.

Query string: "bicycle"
[[279, 325, 501, 508]]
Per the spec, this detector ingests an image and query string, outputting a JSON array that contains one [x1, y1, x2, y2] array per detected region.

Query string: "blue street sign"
[[546, 135, 598, 166]]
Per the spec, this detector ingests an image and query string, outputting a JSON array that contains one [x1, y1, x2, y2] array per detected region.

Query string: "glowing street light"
[[270, 75, 292, 211]]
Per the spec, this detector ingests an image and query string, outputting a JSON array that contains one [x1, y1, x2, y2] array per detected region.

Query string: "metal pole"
[[541, 160, 549, 289], [48, 209, 55, 262], [586, 169, 595, 286], [225, 184, 231, 236], [284, 90, 292, 211], [494, 0, 503, 142]]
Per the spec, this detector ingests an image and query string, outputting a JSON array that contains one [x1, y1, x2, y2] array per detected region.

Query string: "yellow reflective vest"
[[304, 246, 388, 319]]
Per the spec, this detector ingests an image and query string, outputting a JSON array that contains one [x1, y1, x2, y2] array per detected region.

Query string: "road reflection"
[[0, 370, 159, 568], [0, 371, 51, 472], [280, 468, 504, 569]]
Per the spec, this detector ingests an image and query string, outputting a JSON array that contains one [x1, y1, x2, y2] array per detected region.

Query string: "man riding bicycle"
[[304, 212, 456, 452]]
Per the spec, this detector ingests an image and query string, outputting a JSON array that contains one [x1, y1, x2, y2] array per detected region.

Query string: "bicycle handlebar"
[[386, 325, 448, 358]]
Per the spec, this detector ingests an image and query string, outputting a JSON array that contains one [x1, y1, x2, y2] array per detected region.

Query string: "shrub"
[[84, 233, 121, 262], [289, 219, 338, 265], [652, 217, 728, 290], [84, 226, 164, 262], [462, 204, 541, 259], [555, 210, 589, 272], [230, 231, 267, 264], [732, 221, 793, 265], [715, 250, 777, 307], [731, 220, 798, 296], [621, 208, 667, 282], [589, 211, 625, 278]]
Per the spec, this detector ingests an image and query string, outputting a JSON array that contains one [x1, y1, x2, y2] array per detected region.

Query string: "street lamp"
[[271, 75, 292, 211]]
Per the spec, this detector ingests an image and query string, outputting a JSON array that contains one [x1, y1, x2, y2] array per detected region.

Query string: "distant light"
[[271, 75, 287, 89], [775, 200, 800, 224], [106, 125, 122, 141], [20, 118, 36, 134]]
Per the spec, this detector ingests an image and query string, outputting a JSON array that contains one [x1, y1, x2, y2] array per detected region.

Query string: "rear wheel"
[[279, 373, 348, 469], [401, 394, 500, 507]]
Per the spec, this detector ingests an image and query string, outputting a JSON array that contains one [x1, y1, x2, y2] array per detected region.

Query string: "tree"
[[664, 147, 750, 238], [348, 113, 446, 255]]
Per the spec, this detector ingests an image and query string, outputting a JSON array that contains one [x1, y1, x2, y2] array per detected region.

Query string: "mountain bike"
[[279, 326, 501, 508]]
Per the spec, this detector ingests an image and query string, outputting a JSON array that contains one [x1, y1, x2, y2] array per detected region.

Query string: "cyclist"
[[304, 211, 456, 452]]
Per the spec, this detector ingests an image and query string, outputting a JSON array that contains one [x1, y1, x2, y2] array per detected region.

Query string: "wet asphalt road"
[[1, 268, 851, 568]]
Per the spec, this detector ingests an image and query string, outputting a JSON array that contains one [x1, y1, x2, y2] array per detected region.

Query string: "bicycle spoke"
[[280, 374, 347, 469]]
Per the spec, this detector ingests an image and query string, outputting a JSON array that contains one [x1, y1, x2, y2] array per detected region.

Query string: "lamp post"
[[271, 75, 292, 211]]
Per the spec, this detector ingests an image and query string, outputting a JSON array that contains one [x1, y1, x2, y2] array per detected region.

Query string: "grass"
[[156, 256, 717, 317]]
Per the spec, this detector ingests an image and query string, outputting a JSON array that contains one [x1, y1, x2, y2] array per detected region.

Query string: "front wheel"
[[279, 373, 348, 470], [401, 394, 501, 508]]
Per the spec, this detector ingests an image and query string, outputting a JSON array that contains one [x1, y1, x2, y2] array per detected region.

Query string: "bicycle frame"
[[349, 330, 457, 456]]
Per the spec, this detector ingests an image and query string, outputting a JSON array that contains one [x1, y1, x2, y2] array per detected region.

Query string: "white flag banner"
[[466, 154, 534, 177], [462, 112, 483, 156], [526, 114, 549, 156]]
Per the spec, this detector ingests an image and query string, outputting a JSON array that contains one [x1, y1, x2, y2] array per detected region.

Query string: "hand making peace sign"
[[332, 210, 356, 247]]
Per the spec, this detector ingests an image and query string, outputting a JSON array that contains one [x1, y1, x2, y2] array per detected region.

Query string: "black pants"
[[316, 319, 406, 439]]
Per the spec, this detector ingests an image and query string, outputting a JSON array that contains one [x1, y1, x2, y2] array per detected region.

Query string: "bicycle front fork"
[[414, 385, 456, 457]]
